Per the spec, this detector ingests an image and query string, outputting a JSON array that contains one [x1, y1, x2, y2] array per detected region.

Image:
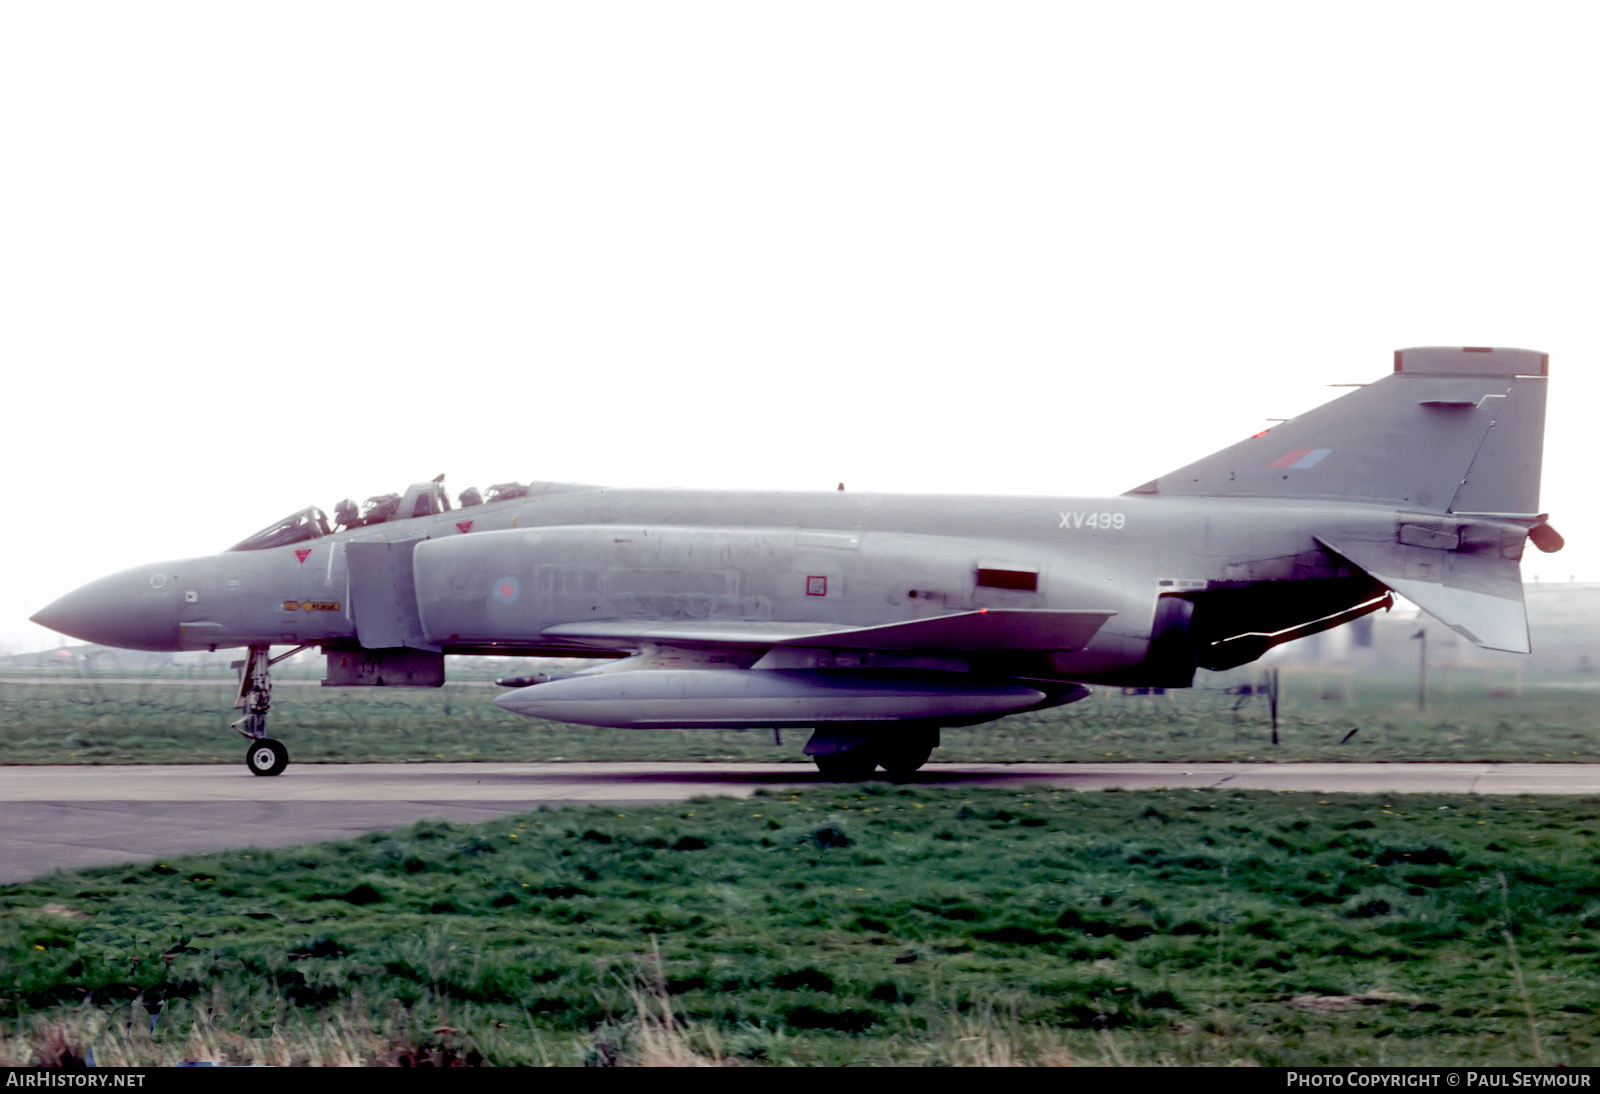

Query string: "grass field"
[[2, 668, 1598, 765], [2, 785, 1596, 1066]]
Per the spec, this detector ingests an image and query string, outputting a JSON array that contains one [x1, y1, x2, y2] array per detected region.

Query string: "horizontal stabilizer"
[[542, 609, 1115, 653], [1315, 535, 1529, 653]]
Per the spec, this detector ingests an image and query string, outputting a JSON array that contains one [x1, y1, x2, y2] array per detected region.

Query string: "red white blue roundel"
[[492, 576, 520, 605]]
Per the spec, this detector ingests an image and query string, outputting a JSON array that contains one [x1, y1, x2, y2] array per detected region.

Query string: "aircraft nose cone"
[[31, 566, 183, 651]]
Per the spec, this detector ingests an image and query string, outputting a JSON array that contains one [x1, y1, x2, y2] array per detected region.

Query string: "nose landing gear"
[[231, 645, 308, 776]]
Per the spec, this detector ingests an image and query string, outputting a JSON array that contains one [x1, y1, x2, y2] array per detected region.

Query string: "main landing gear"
[[231, 645, 308, 776], [808, 726, 939, 779]]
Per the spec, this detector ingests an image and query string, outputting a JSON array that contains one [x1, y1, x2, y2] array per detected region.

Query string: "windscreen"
[[227, 507, 332, 552]]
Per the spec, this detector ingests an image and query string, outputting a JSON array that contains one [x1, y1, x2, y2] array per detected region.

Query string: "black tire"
[[812, 750, 878, 779], [876, 739, 934, 776], [246, 738, 289, 777]]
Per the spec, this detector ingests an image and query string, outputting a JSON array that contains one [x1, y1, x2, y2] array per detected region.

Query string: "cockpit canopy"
[[398, 481, 451, 519], [227, 507, 333, 552], [227, 479, 597, 551], [342, 482, 451, 528], [359, 493, 401, 525], [486, 482, 529, 502], [228, 481, 455, 550]]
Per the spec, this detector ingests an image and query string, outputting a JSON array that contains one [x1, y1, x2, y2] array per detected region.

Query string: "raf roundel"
[[492, 576, 521, 605]]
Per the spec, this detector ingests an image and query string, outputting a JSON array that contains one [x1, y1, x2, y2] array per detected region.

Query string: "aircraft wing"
[[1314, 534, 1530, 653], [540, 608, 1115, 653]]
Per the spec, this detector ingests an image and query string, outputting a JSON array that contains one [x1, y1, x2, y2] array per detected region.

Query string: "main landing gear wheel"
[[876, 739, 934, 777], [246, 738, 289, 777], [812, 750, 879, 779]]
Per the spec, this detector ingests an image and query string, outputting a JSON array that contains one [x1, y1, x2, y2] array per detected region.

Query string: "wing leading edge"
[[540, 608, 1116, 653]]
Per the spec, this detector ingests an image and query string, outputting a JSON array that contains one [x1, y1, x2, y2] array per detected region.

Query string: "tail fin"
[[1127, 346, 1549, 517]]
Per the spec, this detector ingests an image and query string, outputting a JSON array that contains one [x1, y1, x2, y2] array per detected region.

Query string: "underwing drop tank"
[[492, 669, 1048, 729]]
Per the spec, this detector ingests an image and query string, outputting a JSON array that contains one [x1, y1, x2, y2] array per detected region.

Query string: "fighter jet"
[[32, 346, 1562, 777]]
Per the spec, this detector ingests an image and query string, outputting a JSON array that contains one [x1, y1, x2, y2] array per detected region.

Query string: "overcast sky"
[[3, 2, 1596, 651]]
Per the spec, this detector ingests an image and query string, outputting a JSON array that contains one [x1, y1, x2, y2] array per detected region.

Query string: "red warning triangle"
[[456, 520, 474, 534], [294, 549, 312, 564]]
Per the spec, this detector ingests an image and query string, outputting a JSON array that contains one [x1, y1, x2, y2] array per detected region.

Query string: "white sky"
[[3, 2, 1597, 651]]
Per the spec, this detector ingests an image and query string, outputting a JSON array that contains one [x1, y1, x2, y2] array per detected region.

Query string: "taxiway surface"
[[3, 762, 1598, 883]]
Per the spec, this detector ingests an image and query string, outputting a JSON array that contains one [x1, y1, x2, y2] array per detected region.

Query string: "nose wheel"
[[246, 738, 289, 777]]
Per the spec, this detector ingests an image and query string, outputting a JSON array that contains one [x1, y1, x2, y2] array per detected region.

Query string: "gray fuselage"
[[41, 484, 1399, 686]]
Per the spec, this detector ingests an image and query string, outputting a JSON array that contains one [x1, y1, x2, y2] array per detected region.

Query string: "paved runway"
[[3, 761, 1597, 884]]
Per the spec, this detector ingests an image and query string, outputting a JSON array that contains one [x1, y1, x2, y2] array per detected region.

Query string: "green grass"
[[3, 787, 1598, 1065], [2, 670, 1599, 764]]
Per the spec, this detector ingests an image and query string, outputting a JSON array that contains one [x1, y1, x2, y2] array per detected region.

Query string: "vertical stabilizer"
[[1128, 347, 1549, 517]]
